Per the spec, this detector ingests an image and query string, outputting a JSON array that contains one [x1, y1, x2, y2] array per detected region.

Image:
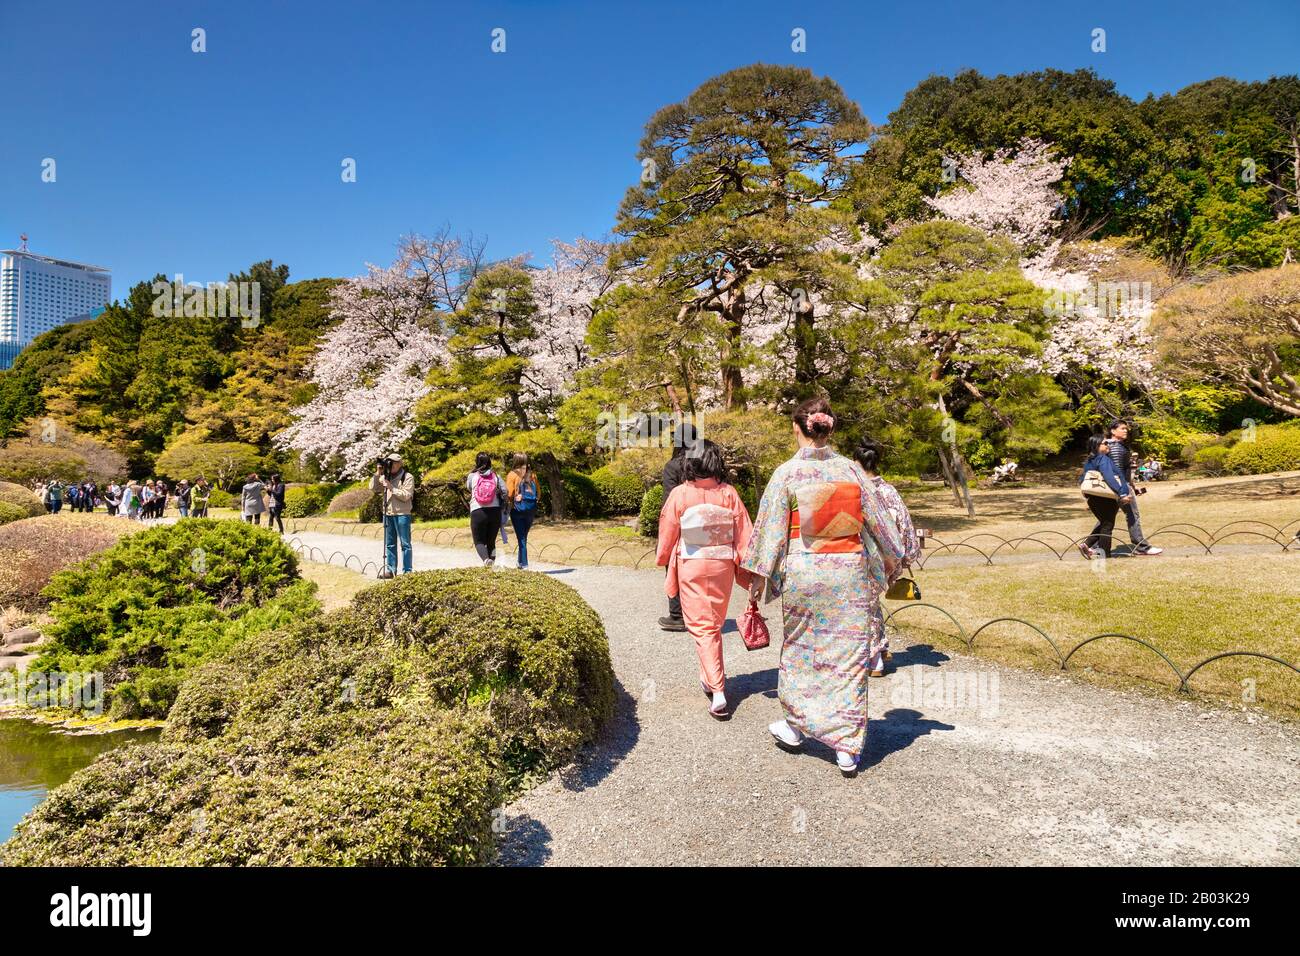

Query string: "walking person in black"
[[266, 473, 287, 533], [1105, 420, 1163, 555], [1078, 435, 1132, 558], [657, 420, 698, 632]]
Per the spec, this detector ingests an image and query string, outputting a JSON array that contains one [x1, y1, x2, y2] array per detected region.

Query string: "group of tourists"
[[656, 398, 921, 778], [1077, 418, 1165, 558], [34, 477, 213, 520], [237, 473, 287, 533], [369, 450, 540, 578]]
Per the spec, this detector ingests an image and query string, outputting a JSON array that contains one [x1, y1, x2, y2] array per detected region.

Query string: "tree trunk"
[[537, 451, 566, 519], [937, 443, 976, 517], [720, 288, 746, 410], [793, 294, 816, 389]]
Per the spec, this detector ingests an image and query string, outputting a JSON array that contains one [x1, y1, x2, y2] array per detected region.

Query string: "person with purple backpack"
[[467, 452, 509, 567]]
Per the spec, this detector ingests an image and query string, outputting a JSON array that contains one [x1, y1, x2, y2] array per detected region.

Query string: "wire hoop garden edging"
[[912, 517, 1300, 568], [882, 601, 1300, 700]]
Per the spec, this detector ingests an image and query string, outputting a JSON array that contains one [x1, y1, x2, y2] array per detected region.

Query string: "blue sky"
[[2, 0, 1297, 299]]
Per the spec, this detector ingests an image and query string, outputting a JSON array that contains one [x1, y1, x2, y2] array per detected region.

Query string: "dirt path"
[[291, 530, 1300, 866]]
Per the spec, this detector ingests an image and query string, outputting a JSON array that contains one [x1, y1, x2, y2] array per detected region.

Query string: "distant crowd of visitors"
[[34, 477, 212, 520], [30, 472, 287, 533]]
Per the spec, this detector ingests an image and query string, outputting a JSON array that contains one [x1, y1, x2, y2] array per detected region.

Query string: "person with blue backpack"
[[505, 453, 540, 569]]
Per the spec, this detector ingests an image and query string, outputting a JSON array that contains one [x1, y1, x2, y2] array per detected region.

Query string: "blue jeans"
[[510, 508, 536, 567], [384, 513, 413, 573]]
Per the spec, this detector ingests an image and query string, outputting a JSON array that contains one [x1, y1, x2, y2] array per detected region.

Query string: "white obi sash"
[[679, 502, 735, 560]]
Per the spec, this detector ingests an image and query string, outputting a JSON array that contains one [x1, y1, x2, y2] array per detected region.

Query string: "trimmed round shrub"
[[590, 466, 645, 515], [1, 710, 499, 866], [0, 514, 137, 611], [0, 481, 44, 518], [638, 483, 665, 537], [414, 483, 468, 521], [3, 567, 616, 867], [34, 519, 311, 719], [1224, 424, 1300, 475], [348, 569, 615, 778], [327, 485, 374, 515], [0, 500, 25, 527]]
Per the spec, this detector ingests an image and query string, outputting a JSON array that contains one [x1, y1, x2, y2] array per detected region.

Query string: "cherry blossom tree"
[[927, 138, 1161, 387], [277, 242, 463, 478]]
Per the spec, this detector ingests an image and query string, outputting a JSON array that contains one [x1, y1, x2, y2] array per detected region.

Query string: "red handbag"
[[739, 599, 771, 651]]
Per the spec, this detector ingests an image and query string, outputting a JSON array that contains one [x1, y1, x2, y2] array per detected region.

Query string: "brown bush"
[[326, 485, 374, 514], [0, 514, 138, 611]]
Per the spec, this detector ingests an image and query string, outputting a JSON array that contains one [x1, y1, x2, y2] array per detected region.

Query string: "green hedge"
[[638, 484, 665, 537], [206, 488, 234, 509], [284, 483, 344, 518], [2, 568, 615, 866], [590, 466, 645, 515], [1223, 424, 1300, 475], [33, 520, 313, 719], [1189, 444, 1231, 475]]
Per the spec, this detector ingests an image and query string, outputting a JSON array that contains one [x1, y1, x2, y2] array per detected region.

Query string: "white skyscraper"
[[0, 245, 111, 350]]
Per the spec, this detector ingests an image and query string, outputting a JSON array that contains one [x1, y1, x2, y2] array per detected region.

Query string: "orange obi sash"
[[788, 481, 863, 554]]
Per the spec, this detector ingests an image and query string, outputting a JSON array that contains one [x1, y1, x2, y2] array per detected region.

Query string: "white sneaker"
[[1137, 545, 1163, 555], [769, 720, 803, 751], [709, 692, 729, 720], [836, 751, 859, 776], [483, 559, 495, 568]]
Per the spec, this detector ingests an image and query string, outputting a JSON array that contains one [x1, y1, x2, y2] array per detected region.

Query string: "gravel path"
[[291, 530, 1300, 866]]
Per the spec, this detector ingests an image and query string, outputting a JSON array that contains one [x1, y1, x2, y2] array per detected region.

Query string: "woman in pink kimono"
[[657, 440, 754, 720], [853, 439, 922, 677], [741, 399, 908, 776]]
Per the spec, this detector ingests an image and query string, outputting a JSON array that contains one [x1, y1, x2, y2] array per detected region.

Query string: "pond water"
[[0, 718, 160, 842]]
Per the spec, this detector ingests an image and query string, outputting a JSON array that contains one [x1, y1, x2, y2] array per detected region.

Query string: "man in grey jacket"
[[372, 452, 416, 577]]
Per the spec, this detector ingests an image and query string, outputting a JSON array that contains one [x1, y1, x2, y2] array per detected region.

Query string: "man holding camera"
[[372, 452, 416, 578], [1106, 419, 1163, 556]]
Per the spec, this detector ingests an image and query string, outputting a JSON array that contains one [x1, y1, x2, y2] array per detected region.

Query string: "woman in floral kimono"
[[741, 399, 907, 776], [853, 439, 922, 677], [657, 440, 754, 720]]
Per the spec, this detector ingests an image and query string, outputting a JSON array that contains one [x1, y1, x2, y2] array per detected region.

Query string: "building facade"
[[0, 249, 111, 368]]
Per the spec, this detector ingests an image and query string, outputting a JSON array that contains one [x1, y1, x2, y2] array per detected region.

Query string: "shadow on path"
[[496, 678, 641, 866]]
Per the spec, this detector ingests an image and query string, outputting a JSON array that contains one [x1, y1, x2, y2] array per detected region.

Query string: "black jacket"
[[660, 454, 690, 515], [1107, 439, 1134, 482]]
